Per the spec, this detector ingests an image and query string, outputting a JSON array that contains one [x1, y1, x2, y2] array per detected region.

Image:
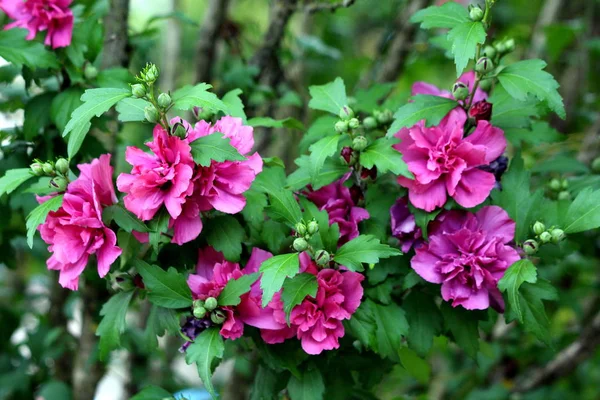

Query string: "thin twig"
[[303, 0, 356, 14]]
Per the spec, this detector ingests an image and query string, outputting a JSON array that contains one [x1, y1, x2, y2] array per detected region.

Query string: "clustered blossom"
[[0, 0, 73, 48], [39, 155, 122, 290], [117, 116, 262, 245], [411, 206, 520, 311], [390, 197, 422, 252]]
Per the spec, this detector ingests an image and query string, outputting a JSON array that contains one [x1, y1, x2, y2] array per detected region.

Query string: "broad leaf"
[[96, 290, 135, 360], [116, 97, 151, 122], [266, 189, 303, 228], [398, 347, 431, 384], [563, 188, 600, 233], [287, 368, 325, 400], [309, 134, 341, 182], [360, 138, 413, 178], [281, 273, 318, 322], [190, 132, 246, 167], [371, 301, 409, 361], [489, 85, 540, 130], [51, 87, 84, 132], [410, 2, 469, 29], [498, 259, 537, 323], [185, 327, 224, 399], [248, 116, 304, 130], [387, 95, 458, 137], [134, 260, 192, 308], [308, 77, 348, 115], [345, 300, 376, 348], [103, 204, 149, 233], [205, 215, 245, 262], [26, 195, 64, 248], [447, 21, 486, 76], [143, 306, 180, 352], [333, 235, 401, 272], [171, 83, 227, 112], [287, 156, 347, 191], [218, 272, 260, 306], [259, 253, 300, 307], [23, 92, 54, 140], [0, 28, 58, 69], [440, 302, 483, 359], [0, 168, 33, 197], [403, 291, 443, 356], [222, 88, 246, 122]]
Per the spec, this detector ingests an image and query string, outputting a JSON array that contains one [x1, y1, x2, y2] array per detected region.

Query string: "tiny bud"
[[131, 84, 146, 99], [171, 120, 188, 139], [315, 250, 331, 267], [144, 64, 159, 83], [494, 41, 507, 54], [452, 82, 469, 101], [339, 106, 354, 120], [351, 136, 368, 151], [340, 147, 354, 165], [335, 120, 349, 133], [550, 228, 565, 243], [307, 220, 319, 235], [468, 100, 493, 122], [548, 179, 561, 191], [295, 222, 307, 236], [483, 45, 497, 59], [539, 231, 552, 244], [84, 64, 98, 80], [376, 109, 393, 124], [348, 118, 360, 130], [193, 306, 207, 319], [210, 310, 226, 325], [157, 92, 172, 109], [144, 105, 159, 123], [475, 57, 494, 75], [523, 239, 539, 255], [504, 38, 515, 53], [55, 158, 69, 175], [50, 176, 68, 191], [293, 237, 309, 252], [557, 191, 571, 201], [363, 116, 377, 130], [560, 179, 568, 190], [592, 157, 600, 173], [469, 5, 484, 21], [30, 162, 44, 176], [532, 221, 546, 236], [204, 297, 218, 311], [42, 162, 54, 175]]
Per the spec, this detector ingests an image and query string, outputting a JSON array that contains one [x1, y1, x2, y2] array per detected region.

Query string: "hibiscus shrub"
[[1, 0, 600, 399]]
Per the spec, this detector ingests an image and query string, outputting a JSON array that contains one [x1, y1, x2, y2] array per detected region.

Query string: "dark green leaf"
[[37, 380, 72, 400], [23, 92, 54, 140], [360, 138, 413, 178], [345, 300, 376, 348], [387, 95, 458, 137], [281, 273, 318, 322], [205, 215, 245, 262], [309, 134, 341, 182], [51, 87, 84, 132], [371, 300, 409, 361], [287, 368, 325, 400], [103, 204, 149, 233], [440, 302, 482, 358], [218, 272, 260, 306], [498, 259, 537, 323], [308, 77, 348, 115], [447, 21, 486, 76], [248, 116, 304, 130], [185, 327, 224, 399], [96, 290, 135, 360], [259, 253, 300, 307], [403, 291, 443, 356], [398, 347, 431, 384], [563, 188, 600, 233], [0, 168, 34, 197], [266, 189, 303, 228], [26, 195, 64, 248], [333, 235, 401, 272], [287, 156, 347, 191], [134, 260, 193, 309], [172, 83, 227, 112], [222, 88, 246, 122], [130, 386, 174, 400], [189, 132, 246, 167], [143, 306, 180, 352], [0, 28, 58, 68]]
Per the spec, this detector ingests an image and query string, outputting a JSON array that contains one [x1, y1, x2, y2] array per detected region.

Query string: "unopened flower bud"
[[532, 221, 546, 236], [210, 310, 226, 324], [193, 306, 207, 319], [361, 166, 377, 180], [339, 106, 354, 120], [452, 82, 469, 101], [171, 121, 188, 139], [523, 239, 539, 255], [42, 162, 54, 175], [484, 45, 497, 59], [550, 228, 565, 243], [352, 136, 368, 151], [539, 231, 552, 244], [84, 64, 98, 80], [340, 147, 354, 165], [293, 237, 309, 252], [548, 179, 561, 191], [295, 222, 307, 236], [144, 64, 159, 83], [469, 5, 484, 21], [376, 109, 393, 125], [335, 120, 349, 133], [131, 84, 146, 98], [144, 105, 159, 123], [592, 157, 600, 173], [363, 116, 377, 130], [504, 38, 515, 53], [348, 118, 360, 130], [475, 57, 494, 75], [307, 220, 319, 235], [30, 162, 44, 176], [50, 176, 68, 191], [349, 184, 363, 205], [204, 297, 218, 312], [157, 92, 172, 109], [55, 158, 69, 175], [133, 274, 145, 289], [558, 191, 570, 201], [561, 179, 568, 190], [315, 249, 331, 267], [468, 100, 493, 122]]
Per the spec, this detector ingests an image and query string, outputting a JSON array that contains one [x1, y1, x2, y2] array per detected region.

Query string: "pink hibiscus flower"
[[39, 155, 121, 290], [411, 206, 520, 311], [412, 71, 487, 105], [394, 108, 506, 211], [0, 0, 73, 48]]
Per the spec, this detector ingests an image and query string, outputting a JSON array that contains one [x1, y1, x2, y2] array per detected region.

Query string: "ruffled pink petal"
[[451, 168, 496, 208]]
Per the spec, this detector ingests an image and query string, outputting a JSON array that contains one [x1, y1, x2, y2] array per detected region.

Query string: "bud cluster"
[[524, 221, 566, 255], [547, 178, 570, 201], [132, 63, 175, 128], [30, 157, 70, 192], [293, 219, 319, 252], [192, 297, 226, 324]]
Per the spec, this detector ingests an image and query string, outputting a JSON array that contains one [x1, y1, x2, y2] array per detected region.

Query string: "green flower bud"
[[475, 57, 494, 75], [55, 158, 69, 175], [42, 162, 54, 175], [561, 179, 568, 190], [523, 239, 539, 255], [351, 136, 368, 151], [314, 249, 331, 267], [204, 297, 218, 311], [307, 220, 319, 235], [84, 64, 98, 80], [157, 92, 172, 109], [144, 64, 159, 83], [295, 222, 307, 236], [478, 78, 492, 91], [539, 231, 552, 244], [483, 45, 497, 59], [494, 41, 507, 54], [193, 299, 205, 308], [469, 5, 484, 21], [144, 105, 159, 123], [550, 228, 565, 243], [193, 306, 207, 319], [131, 84, 146, 99], [171, 121, 188, 139], [504, 38, 515, 53], [548, 178, 561, 191], [50, 176, 68, 191], [532, 221, 546, 236], [557, 191, 570, 201], [30, 162, 44, 176], [348, 118, 360, 130], [293, 237, 309, 252], [452, 82, 469, 101], [591, 157, 600, 173], [376, 109, 393, 124], [210, 310, 226, 325], [339, 106, 354, 120], [335, 120, 349, 133], [363, 116, 377, 130]]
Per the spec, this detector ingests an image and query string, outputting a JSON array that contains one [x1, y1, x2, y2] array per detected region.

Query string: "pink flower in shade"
[[0, 0, 73, 48], [305, 174, 370, 245], [412, 71, 487, 105], [38, 155, 121, 290], [394, 108, 506, 211], [411, 206, 520, 311], [390, 197, 423, 253]]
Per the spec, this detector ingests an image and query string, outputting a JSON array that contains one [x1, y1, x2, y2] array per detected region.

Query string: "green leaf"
[[309, 134, 341, 182], [440, 302, 482, 359], [497, 59, 565, 119], [360, 138, 413, 178], [299, 115, 337, 153], [143, 306, 180, 352], [37, 381, 72, 400], [498, 260, 537, 323], [148, 210, 170, 250], [23, 92, 54, 140], [0, 29, 58, 69], [333, 235, 401, 272], [281, 273, 318, 322], [489, 85, 540, 130], [287, 156, 347, 191], [345, 300, 376, 348], [189, 132, 246, 167], [26, 195, 64, 248], [248, 117, 304, 130], [116, 97, 151, 122], [259, 253, 300, 307], [308, 77, 348, 115], [563, 188, 600, 233], [447, 21, 486, 76], [130, 386, 174, 400], [0, 168, 34, 197], [299, 198, 339, 253], [172, 83, 227, 113], [504, 121, 562, 147], [51, 87, 84, 132], [403, 291, 443, 356], [218, 272, 260, 306], [185, 327, 224, 399], [222, 88, 246, 122], [410, 2, 469, 29], [103, 204, 149, 233], [353, 83, 395, 113], [134, 260, 193, 309], [62, 88, 131, 158], [287, 368, 325, 400], [250, 366, 280, 400], [386, 95, 458, 137], [266, 189, 303, 228], [398, 347, 431, 384], [371, 301, 409, 361], [205, 215, 245, 262], [408, 204, 442, 241], [96, 68, 134, 89], [96, 290, 135, 360]]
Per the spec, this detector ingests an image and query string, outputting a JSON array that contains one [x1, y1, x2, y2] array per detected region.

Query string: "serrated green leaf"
[[218, 272, 260, 306], [23, 92, 54, 140], [498, 260, 537, 323], [189, 132, 246, 167], [248, 117, 304, 130], [172, 83, 227, 112], [346, 300, 376, 348], [266, 189, 303, 228], [51, 87, 85, 132], [222, 88, 246, 122], [205, 215, 245, 262], [250, 366, 280, 400], [489, 85, 540, 130], [287, 156, 347, 191], [96, 290, 135, 361], [353, 83, 395, 113], [288, 368, 325, 400], [410, 2, 469, 29], [371, 301, 409, 361], [403, 291, 443, 356], [386, 95, 458, 137], [185, 327, 224, 399], [563, 188, 600, 233], [440, 302, 482, 359], [360, 138, 413, 178], [299, 198, 339, 253], [0, 168, 34, 197], [26, 195, 64, 248], [116, 97, 151, 122], [308, 77, 348, 115], [309, 134, 341, 182], [259, 253, 300, 307], [333, 235, 401, 272], [447, 21, 486, 76], [281, 273, 318, 322], [143, 306, 180, 352], [134, 260, 192, 309], [103, 204, 149, 233], [398, 347, 431, 384], [0, 28, 59, 69]]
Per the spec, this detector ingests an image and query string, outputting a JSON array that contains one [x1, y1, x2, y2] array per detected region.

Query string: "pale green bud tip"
[[452, 82, 469, 101], [143, 64, 159, 83], [144, 105, 159, 123], [192, 299, 205, 308], [30, 162, 44, 176], [55, 158, 69, 175], [211, 310, 226, 324], [532, 221, 546, 236], [50, 176, 68, 191], [550, 228, 565, 243], [363, 116, 377, 130], [561, 179, 568, 190], [548, 179, 561, 191], [348, 118, 360, 130], [351, 136, 368, 151], [335, 120, 349, 133], [204, 297, 218, 311], [539, 231, 552, 244], [131, 84, 146, 98], [505, 38, 515, 52], [293, 237, 309, 252], [315, 249, 331, 267], [475, 57, 494, 75], [84, 65, 98, 80], [523, 239, 539, 255], [42, 162, 54, 175], [307, 220, 319, 235], [484, 45, 497, 59], [295, 222, 307, 236], [557, 191, 570, 201], [469, 5, 484, 21], [157, 92, 172, 108], [376, 109, 393, 124], [193, 306, 207, 319], [339, 106, 354, 120]]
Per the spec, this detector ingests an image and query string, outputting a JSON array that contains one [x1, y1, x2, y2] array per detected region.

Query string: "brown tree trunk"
[[194, 0, 231, 84]]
